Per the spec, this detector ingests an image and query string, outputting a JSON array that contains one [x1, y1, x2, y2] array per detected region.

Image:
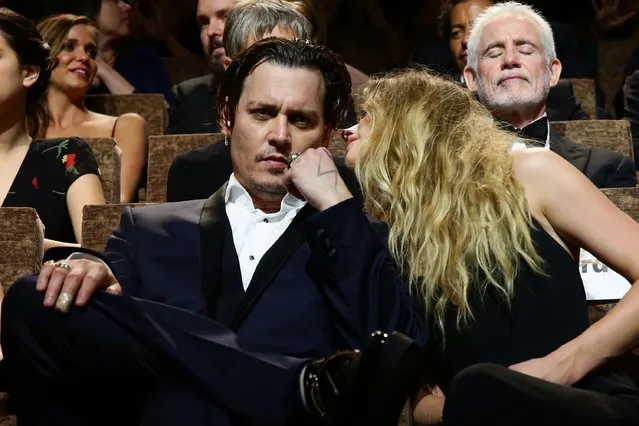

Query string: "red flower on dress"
[[61, 153, 78, 175], [31, 177, 38, 189], [64, 153, 76, 169]]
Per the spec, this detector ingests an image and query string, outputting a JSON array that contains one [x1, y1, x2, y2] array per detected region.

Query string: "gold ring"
[[53, 261, 71, 272], [44, 260, 55, 266], [55, 292, 73, 313], [287, 152, 301, 168]]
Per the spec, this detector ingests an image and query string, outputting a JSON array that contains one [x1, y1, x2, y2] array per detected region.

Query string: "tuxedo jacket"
[[167, 74, 219, 135], [166, 138, 364, 205], [102, 191, 426, 358], [550, 131, 636, 188]]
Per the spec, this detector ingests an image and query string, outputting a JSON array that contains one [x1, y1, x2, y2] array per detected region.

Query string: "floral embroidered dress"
[[2, 137, 100, 243]]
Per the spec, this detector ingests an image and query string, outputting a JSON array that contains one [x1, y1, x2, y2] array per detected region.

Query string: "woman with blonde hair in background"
[[289, 67, 639, 425], [37, 14, 146, 202]]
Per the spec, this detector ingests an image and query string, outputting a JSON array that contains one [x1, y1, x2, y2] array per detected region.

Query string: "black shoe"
[[303, 331, 424, 425]]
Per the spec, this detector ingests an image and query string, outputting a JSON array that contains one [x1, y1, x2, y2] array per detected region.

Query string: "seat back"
[[83, 138, 121, 203], [146, 133, 221, 202], [0, 208, 43, 291], [565, 78, 596, 119], [85, 94, 165, 137], [81, 203, 152, 253], [550, 119, 634, 161]]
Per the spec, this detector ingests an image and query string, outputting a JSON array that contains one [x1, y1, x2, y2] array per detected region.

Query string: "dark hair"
[[217, 37, 351, 130], [0, 8, 52, 137], [438, 0, 495, 40]]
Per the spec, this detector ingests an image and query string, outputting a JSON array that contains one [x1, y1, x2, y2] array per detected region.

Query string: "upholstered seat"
[[82, 138, 121, 204], [85, 94, 165, 137], [565, 78, 596, 119], [145, 133, 221, 203], [0, 207, 43, 292], [550, 119, 634, 161], [81, 203, 152, 253]]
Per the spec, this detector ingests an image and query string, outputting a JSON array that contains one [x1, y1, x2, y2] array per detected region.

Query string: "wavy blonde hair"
[[355, 68, 545, 333]]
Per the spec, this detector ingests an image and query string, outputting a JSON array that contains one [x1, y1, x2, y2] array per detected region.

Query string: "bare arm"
[[512, 149, 639, 384], [67, 173, 106, 243], [113, 113, 147, 202], [95, 58, 135, 95]]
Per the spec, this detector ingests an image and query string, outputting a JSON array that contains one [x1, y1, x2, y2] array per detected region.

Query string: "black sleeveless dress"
[[2, 137, 100, 243], [429, 220, 639, 407]]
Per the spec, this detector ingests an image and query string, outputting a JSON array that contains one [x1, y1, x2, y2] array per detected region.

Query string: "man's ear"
[[548, 58, 562, 88], [463, 65, 478, 92], [23, 65, 41, 89], [223, 56, 232, 70]]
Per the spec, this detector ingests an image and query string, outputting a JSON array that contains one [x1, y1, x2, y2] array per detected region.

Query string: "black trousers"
[[1, 276, 308, 426], [444, 363, 639, 426]]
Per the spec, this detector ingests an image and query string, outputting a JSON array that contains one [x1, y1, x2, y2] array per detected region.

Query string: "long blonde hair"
[[355, 68, 545, 332]]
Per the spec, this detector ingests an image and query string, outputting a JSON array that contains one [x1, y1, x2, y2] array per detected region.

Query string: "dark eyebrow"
[[247, 101, 320, 118]]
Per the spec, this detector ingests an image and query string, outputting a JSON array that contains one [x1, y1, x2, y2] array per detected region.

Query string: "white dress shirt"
[[224, 174, 306, 290]]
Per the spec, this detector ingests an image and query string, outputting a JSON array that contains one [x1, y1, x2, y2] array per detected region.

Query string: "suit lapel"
[[199, 183, 228, 316], [231, 204, 316, 329], [549, 131, 589, 173]]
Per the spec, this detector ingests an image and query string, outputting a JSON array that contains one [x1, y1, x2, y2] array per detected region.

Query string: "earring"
[[224, 134, 229, 147]]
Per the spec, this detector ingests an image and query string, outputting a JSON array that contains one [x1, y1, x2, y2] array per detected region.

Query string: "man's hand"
[[287, 147, 353, 211], [37, 259, 122, 313]]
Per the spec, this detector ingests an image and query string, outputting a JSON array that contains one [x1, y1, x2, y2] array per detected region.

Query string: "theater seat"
[[0, 207, 43, 292], [146, 133, 221, 203], [550, 119, 634, 162], [82, 138, 122, 204], [565, 78, 596, 119], [85, 94, 166, 137], [81, 204, 152, 253]]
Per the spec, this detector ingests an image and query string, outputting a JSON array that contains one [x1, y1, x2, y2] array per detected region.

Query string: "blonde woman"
[[288, 68, 639, 425]]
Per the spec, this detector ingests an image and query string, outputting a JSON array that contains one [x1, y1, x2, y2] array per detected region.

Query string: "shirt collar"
[[225, 173, 306, 214]]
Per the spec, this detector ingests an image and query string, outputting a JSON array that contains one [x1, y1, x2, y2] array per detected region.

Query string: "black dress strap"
[[111, 116, 120, 138]]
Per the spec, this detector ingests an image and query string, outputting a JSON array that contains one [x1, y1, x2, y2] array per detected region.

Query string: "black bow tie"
[[505, 116, 549, 145]]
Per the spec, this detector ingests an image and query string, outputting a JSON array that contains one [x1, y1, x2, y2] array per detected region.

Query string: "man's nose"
[[270, 116, 291, 144], [502, 46, 520, 68]]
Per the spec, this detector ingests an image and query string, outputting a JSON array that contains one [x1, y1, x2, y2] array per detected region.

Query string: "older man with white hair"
[[463, 1, 635, 188]]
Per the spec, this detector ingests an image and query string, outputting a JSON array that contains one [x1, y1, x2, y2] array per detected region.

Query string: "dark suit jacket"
[[550, 131, 636, 188], [167, 74, 219, 135], [102, 191, 426, 358], [623, 69, 639, 169], [166, 138, 363, 205]]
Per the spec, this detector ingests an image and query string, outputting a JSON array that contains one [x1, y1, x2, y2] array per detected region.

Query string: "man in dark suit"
[[166, 0, 236, 135], [441, 0, 590, 121], [166, 0, 364, 202], [463, 2, 635, 188], [2, 39, 426, 426]]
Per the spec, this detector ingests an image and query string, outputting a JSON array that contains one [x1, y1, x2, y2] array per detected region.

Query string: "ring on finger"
[[55, 292, 73, 313], [53, 261, 71, 272], [44, 260, 55, 266], [287, 152, 301, 168]]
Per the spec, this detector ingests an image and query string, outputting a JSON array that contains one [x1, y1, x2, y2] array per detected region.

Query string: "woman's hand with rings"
[[39, 258, 122, 313]]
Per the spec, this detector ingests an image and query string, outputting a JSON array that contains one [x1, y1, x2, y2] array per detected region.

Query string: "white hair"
[[466, 1, 556, 71]]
